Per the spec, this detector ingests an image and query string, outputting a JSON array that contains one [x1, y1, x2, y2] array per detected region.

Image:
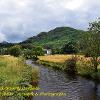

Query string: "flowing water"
[[26, 60, 100, 100]]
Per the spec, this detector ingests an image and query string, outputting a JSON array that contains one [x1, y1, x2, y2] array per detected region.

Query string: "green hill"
[[21, 27, 86, 49]]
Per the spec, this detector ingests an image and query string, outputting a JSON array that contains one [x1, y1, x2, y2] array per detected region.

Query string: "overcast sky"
[[0, 0, 100, 43]]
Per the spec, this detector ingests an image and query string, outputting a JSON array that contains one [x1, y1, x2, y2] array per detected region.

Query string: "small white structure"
[[44, 49, 52, 55]]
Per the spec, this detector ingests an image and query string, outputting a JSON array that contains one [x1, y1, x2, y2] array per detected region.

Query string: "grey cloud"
[[0, 0, 100, 42]]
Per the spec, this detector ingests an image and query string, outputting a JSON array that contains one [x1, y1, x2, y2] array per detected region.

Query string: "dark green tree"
[[21, 43, 34, 49], [80, 19, 100, 74], [32, 46, 44, 58], [9, 45, 22, 57], [23, 46, 44, 60], [62, 42, 77, 54]]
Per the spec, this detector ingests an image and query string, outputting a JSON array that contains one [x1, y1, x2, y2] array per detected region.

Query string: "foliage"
[[33, 46, 44, 57], [64, 56, 77, 74], [23, 46, 44, 60], [0, 27, 85, 55], [0, 56, 30, 85], [52, 47, 62, 54], [61, 42, 78, 54], [0, 42, 15, 48], [0, 48, 8, 55], [21, 27, 84, 50], [79, 19, 100, 73], [0, 55, 39, 99], [23, 49, 38, 60], [8, 45, 22, 57], [77, 57, 94, 78], [21, 43, 34, 49]]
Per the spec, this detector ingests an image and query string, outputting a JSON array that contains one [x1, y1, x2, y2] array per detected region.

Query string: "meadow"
[[39, 54, 85, 63]]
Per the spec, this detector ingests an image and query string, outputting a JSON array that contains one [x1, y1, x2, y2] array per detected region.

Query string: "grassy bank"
[[0, 55, 39, 100], [38, 55, 100, 81]]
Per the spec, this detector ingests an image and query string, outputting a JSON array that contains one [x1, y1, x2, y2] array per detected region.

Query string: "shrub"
[[76, 58, 94, 78], [64, 56, 77, 74], [9, 45, 22, 57], [23, 49, 39, 61]]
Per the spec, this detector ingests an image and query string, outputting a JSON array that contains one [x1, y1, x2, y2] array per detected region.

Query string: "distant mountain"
[[21, 27, 86, 49], [0, 41, 16, 48], [1, 41, 9, 44]]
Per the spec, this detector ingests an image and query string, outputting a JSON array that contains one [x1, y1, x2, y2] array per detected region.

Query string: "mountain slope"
[[0, 41, 15, 48], [21, 27, 86, 49]]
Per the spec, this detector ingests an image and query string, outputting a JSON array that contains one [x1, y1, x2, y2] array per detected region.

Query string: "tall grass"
[[0, 55, 39, 99], [0, 55, 30, 85], [39, 54, 84, 63]]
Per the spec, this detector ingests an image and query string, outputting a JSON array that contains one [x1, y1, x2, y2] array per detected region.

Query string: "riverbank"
[[0, 55, 39, 100], [27, 59, 100, 100], [38, 54, 100, 81]]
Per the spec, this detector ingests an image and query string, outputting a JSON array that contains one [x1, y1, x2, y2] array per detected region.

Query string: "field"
[[39, 54, 89, 63], [39, 54, 72, 63]]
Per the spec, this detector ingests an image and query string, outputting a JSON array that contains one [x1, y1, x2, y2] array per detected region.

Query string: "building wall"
[[44, 49, 52, 55]]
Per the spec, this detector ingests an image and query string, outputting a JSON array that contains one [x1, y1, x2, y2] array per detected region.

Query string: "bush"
[[23, 49, 39, 61], [76, 58, 94, 78], [9, 45, 22, 57], [64, 56, 77, 74], [84, 52, 91, 57], [23, 46, 44, 61]]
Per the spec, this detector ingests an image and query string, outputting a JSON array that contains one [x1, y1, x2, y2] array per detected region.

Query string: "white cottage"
[[44, 49, 52, 55]]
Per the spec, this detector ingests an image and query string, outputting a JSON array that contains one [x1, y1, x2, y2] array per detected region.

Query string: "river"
[[26, 60, 100, 100]]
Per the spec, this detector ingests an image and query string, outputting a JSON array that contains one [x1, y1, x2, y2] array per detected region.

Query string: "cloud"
[[0, 0, 100, 42], [0, 32, 6, 42]]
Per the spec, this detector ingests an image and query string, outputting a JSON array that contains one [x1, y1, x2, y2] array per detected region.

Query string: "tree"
[[32, 46, 44, 58], [23, 49, 37, 60], [52, 47, 62, 54], [23, 46, 44, 60], [0, 48, 8, 55], [80, 20, 100, 74], [9, 45, 22, 57], [21, 43, 34, 49], [61, 42, 77, 54]]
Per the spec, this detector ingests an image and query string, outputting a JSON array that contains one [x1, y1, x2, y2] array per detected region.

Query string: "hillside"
[[0, 42, 15, 48], [21, 27, 86, 49]]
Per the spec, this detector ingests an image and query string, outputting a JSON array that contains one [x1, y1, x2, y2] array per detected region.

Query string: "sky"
[[0, 0, 100, 43]]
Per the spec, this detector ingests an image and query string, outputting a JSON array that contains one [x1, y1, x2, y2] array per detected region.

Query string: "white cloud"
[[62, 0, 84, 10], [0, 0, 100, 42], [0, 32, 6, 42]]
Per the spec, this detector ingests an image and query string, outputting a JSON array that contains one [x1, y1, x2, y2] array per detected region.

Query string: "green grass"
[[0, 55, 39, 99]]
